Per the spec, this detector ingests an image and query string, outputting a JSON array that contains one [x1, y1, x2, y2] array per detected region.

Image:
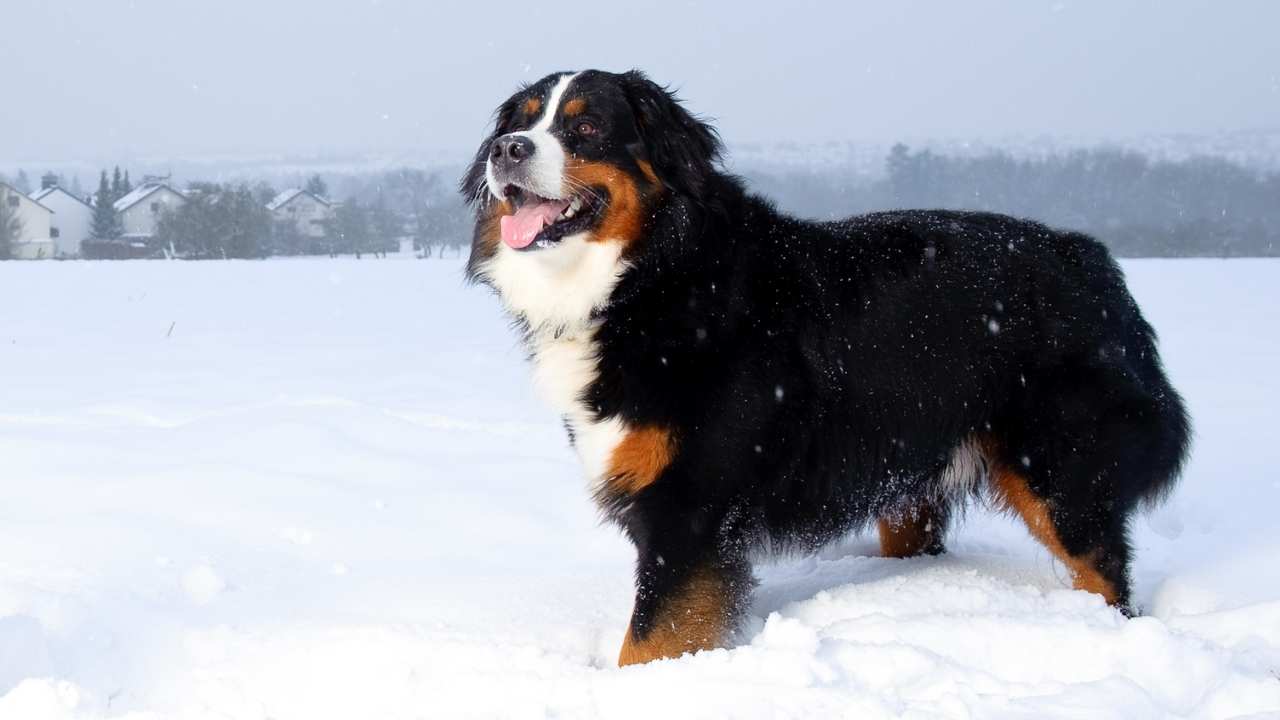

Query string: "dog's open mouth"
[[499, 184, 602, 251]]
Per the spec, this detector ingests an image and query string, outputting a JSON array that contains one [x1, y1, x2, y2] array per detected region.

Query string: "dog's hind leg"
[[987, 357, 1189, 615], [988, 458, 1133, 612]]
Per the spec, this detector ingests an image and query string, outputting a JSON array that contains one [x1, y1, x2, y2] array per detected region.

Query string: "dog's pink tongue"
[[500, 199, 571, 249]]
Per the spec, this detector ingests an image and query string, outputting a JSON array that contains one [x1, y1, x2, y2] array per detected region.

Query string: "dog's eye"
[[575, 121, 598, 136]]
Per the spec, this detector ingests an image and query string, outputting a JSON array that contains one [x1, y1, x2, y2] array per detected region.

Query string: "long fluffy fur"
[[462, 69, 1192, 663]]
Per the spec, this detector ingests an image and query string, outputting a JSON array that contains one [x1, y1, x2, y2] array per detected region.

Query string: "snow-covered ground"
[[1, 256, 1277, 719]]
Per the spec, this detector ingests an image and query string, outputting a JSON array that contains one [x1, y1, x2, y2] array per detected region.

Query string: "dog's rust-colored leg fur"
[[878, 501, 948, 558], [618, 565, 735, 666], [605, 425, 675, 497], [989, 460, 1121, 605]]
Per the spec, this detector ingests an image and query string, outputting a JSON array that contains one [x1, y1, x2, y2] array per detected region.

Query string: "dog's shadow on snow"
[[742, 530, 1087, 631], [746, 535, 912, 620]]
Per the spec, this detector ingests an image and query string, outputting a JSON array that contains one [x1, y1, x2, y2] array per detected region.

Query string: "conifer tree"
[[91, 171, 123, 239]]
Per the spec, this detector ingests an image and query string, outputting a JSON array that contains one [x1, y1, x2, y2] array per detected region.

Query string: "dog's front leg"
[[617, 542, 751, 666]]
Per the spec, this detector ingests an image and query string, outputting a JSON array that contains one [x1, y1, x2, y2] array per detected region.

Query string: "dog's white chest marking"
[[530, 329, 627, 487], [481, 236, 630, 487], [483, 234, 626, 335]]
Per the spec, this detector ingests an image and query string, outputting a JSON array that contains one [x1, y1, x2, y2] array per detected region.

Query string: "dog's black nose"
[[491, 134, 535, 165]]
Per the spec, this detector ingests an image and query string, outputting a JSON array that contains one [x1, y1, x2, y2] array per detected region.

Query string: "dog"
[[461, 69, 1191, 667]]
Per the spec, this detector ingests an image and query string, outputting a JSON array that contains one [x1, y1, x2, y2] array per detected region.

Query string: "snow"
[[111, 184, 183, 213], [264, 187, 304, 211], [264, 188, 329, 212], [1, 256, 1277, 719]]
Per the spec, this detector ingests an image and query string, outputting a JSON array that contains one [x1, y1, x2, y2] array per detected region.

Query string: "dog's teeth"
[[561, 197, 583, 220]]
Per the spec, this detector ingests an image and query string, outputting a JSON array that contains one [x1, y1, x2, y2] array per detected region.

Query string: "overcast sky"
[[3, 0, 1277, 163]]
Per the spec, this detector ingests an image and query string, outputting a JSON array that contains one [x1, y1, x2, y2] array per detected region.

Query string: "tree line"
[[10, 143, 1277, 260], [69, 169, 469, 260], [150, 178, 403, 260], [745, 145, 1280, 257]]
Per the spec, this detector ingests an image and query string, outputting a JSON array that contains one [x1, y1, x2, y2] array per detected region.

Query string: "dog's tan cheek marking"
[[564, 161, 647, 248], [989, 458, 1120, 605], [606, 425, 674, 496], [618, 566, 729, 666], [476, 199, 513, 259]]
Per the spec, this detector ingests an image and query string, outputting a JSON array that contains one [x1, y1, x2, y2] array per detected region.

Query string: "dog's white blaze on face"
[[484, 72, 580, 202]]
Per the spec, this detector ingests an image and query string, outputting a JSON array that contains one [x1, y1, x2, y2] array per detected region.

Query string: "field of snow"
[[1, 256, 1277, 719]]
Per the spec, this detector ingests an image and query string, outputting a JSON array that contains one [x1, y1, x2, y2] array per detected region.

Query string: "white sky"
[[3, 0, 1278, 162]]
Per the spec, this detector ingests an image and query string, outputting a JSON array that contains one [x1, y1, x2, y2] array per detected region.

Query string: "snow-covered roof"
[[113, 183, 186, 213], [0, 182, 54, 213], [266, 188, 330, 212], [33, 186, 94, 210]]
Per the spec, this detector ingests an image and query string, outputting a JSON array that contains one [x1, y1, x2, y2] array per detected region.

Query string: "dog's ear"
[[459, 96, 520, 210], [621, 70, 723, 199]]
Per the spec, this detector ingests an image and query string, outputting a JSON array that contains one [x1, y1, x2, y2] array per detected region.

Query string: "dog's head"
[[461, 70, 722, 330]]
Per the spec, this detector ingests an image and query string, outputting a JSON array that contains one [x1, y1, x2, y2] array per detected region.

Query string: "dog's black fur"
[[463, 70, 1191, 663]]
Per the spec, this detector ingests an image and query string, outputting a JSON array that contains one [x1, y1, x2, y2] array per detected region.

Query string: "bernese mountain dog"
[[461, 69, 1191, 667]]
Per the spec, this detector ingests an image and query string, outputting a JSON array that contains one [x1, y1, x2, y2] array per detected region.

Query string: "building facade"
[[32, 186, 94, 257], [267, 188, 332, 238], [114, 183, 187, 241], [1, 182, 55, 259]]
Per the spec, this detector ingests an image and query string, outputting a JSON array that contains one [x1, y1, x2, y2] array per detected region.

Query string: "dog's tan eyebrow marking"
[[522, 97, 542, 116], [563, 97, 586, 117], [530, 72, 579, 133]]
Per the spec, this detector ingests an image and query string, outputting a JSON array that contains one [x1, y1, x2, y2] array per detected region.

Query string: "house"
[[266, 188, 332, 238], [32, 185, 94, 257], [1, 182, 55, 259], [113, 182, 187, 241]]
